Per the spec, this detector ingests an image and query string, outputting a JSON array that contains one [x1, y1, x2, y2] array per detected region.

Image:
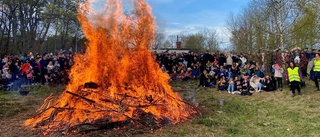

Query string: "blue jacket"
[[217, 69, 227, 77], [191, 69, 200, 77]]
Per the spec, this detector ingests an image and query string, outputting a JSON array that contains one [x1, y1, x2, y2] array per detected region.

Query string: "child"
[[217, 75, 228, 91], [199, 70, 208, 87], [226, 69, 231, 79], [258, 78, 266, 92], [171, 71, 177, 80], [260, 64, 267, 74], [207, 70, 216, 88], [235, 76, 242, 94], [213, 58, 219, 66], [272, 63, 284, 91], [227, 77, 235, 94], [263, 74, 276, 91], [206, 60, 213, 71], [230, 63, 239, 78], [241, 77, 252, 96], [26, 68, 33, 85], [191, 66, 200, 79], [184, 68, 192, 81], [240, 64, 249, 78], [250, 74, 261, 92], [161, 65, 167, 72], [178, 70, 186, 80]]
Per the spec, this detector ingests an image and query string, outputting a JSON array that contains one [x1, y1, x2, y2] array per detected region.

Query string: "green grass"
[[2, 80, 320, 136], [0, 85, 63, 118], [0, 85, 65, 137], [149, 79, 320, 137]]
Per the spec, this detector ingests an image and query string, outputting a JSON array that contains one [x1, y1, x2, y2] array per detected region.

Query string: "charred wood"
[[66, 91, 95, 103], [84, 82, 100, 89]]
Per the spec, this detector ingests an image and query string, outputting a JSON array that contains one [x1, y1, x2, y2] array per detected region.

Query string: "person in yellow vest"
[[286, 61, 303, 97], [313, 53, 320, 91]]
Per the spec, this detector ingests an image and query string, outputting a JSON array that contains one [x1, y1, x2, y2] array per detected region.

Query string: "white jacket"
[[272, 65, 283, 78], [240, 57, 247, 64], [227, 56, 233, 65]]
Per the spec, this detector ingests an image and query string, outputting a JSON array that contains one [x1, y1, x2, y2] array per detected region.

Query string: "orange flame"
[[25, 0, 196, 135]]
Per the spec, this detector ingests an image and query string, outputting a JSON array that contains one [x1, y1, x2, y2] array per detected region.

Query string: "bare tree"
[[201, 28, 219, 51], [153, 29, 165, 49], [0, 0, 81, 54]]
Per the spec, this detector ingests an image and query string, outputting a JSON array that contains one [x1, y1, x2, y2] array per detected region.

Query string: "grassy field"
[[150, 79, 320, 137], [0, 85, 64, 137], [1, 79, 320, 136]]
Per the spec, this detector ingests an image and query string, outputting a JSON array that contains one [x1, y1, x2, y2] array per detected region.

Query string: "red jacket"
[[21, 63, 31, 75]]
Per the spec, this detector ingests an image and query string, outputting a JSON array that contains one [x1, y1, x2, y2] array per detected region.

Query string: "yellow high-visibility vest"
[[314, 59, 320, 72], [287, 67, 300, 82]]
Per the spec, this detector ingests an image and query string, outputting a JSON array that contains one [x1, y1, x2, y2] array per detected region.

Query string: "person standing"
[[21, 60, 31, 85], [272, 62, 284, 91], [286, 61, 303, 97], [313, 53, 320, 91], [226, 53, 233, 70], [300, 53, 308, 76], [40, 54, 49, 85], [203, 50, 212, 68], [239, 54, 247, 67]]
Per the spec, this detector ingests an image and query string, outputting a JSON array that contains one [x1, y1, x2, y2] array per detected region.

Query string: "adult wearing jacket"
[[286, 61, 303, 97], [313, 53, 320, 91]]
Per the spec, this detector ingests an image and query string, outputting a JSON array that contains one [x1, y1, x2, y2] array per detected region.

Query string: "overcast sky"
[[92, 0, 250, 47]]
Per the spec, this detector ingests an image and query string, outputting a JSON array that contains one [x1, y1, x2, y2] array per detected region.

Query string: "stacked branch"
[[27, 82, 198, 135]]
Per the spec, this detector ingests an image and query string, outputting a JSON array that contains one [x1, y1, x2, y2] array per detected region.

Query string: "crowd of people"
[[0, 47, 319, 97], [155, 48, 319, 97], [0, 49, 75, 90]]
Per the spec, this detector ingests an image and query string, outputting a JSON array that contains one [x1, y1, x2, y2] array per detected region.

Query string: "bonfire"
[[25, 0, 197, 135]]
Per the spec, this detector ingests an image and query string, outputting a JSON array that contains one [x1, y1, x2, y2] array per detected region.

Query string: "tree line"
[[227, 0, 320, 53], [0, 0, 221, 54], [0, 0, 85, 55], [4, 0, 317, 55]]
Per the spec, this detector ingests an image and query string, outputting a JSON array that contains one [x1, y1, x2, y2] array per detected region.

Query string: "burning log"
[[84, 82, 100, 89], [133, 108, 158, 126], [146, 95, 154, 103], [66, 91, 96, 103]]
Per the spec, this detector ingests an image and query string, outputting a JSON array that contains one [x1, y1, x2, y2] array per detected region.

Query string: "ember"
[[25, 0, 197, 135]]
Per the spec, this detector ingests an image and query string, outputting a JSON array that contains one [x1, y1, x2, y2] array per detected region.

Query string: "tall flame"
[[25, 0, 196, 135]]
